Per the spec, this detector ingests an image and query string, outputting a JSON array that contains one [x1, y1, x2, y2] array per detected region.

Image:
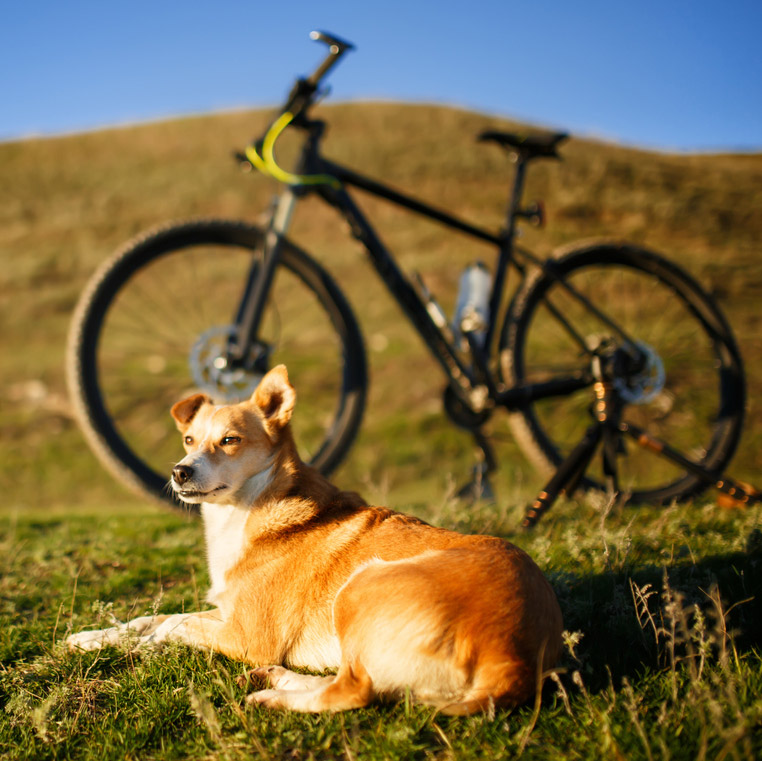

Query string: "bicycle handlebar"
[[279, 31, 355, 119], [243, 31, 354, 187]]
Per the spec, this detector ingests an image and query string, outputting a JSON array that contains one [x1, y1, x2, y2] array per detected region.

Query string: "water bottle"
[[454, 262, 491, 348]]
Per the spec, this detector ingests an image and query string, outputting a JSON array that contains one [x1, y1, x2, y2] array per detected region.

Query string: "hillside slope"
[[1, 102, 760, 511]]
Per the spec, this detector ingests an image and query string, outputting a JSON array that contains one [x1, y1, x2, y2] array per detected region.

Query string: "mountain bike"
[[67, 31, 752, 525]]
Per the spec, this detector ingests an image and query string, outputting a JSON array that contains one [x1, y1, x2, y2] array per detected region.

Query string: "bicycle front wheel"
[[67, 219, 367, 510], [501, 242, 745, 504]]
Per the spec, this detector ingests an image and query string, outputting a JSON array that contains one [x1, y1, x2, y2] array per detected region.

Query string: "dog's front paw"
[[254, 665, 288, 684], [242, 667, 292, 708], [241, 666, 332, 699], [236, 667, 270, 690], [65, 615, 158, 651], [66, 627, 120, 651], [246, 688, 286, 709]]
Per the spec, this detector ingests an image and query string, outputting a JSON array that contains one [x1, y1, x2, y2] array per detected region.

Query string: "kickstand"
[[457, 430, 497, 503], [522, 422, 603, 529]]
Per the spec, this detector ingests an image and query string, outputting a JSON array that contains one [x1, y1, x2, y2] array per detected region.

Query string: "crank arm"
[[621, 422, 760, 506]]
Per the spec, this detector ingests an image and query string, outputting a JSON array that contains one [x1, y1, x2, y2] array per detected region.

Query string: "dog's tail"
[[439, 634, 560, 716], [439, 666, 534, 716]]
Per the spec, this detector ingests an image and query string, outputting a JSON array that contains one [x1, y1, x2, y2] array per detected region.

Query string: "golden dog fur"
[[67, 365, 563, 714]]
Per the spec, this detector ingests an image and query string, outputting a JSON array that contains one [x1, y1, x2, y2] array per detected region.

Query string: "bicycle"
[[67, 31, 754, 526]]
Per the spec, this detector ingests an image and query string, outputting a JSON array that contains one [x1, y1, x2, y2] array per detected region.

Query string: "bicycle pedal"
[[717, 480, 760, 510]]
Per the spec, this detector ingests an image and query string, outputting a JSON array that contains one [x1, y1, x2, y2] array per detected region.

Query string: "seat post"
[[477, 131, 567, 242], [504, 153, 529, 245], [484, 153, 528, 351]]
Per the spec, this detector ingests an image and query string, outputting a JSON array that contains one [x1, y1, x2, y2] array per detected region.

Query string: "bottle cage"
[[244, 112, 341, 188]]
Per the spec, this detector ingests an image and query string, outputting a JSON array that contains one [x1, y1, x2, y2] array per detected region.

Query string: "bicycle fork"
[[227, 188, 299, 370]]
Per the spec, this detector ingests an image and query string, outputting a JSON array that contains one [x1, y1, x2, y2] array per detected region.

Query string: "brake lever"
[[233, 150, 253, 172]]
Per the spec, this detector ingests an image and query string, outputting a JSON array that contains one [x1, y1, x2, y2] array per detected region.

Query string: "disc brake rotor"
[[188, 325, 264, 402], [613, 342, 665, 404]]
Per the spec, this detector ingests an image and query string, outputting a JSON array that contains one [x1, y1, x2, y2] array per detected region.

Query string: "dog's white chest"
[[201, 503, 250, 605]]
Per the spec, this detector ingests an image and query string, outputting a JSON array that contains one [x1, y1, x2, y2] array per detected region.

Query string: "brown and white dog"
[[67, 365, 563, 714]]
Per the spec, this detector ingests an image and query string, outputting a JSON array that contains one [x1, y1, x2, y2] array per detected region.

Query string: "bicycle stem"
[[262, 31, 354, 133], [306, 31, 355, 85]]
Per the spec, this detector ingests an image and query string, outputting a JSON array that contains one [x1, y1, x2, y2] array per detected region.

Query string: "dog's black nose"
[[173, 464, 194, 486]]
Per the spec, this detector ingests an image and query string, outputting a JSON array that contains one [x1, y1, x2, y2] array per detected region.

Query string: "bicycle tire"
[[67, 219, 367, 511], [500, 241, 745, 504]]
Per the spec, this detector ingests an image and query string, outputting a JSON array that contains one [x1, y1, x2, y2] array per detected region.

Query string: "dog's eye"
[[184, 436, 194, 445], [221, 436, 241, 446]]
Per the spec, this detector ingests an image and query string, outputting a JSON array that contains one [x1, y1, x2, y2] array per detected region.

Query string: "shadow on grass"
[[550, 534, 762, 693]]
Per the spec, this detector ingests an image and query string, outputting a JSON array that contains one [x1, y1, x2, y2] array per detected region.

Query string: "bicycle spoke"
[[541, 261, 645, 353], [536, 292, 593, 356]]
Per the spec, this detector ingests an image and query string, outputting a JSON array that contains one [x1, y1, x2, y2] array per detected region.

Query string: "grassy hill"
[[1, 102, 760, 512], [1, 102, 761, 759]]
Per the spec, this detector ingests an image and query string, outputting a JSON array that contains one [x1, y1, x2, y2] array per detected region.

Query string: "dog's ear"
[[171, 393, 211, 430], [251, 365, 296, 434]]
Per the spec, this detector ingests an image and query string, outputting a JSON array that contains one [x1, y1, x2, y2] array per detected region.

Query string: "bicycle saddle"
[[478, 130, 568, 159]]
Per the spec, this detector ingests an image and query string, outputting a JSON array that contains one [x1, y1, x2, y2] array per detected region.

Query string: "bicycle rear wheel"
[[501, 242, 745, 504], [67, 219, 367, 510]]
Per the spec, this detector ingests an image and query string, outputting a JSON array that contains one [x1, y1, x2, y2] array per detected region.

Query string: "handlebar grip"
[[306, 30, 355, 85], [309, 30, 355, 53]]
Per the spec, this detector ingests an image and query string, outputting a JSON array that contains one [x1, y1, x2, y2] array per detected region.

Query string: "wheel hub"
[[590, 338, 665, 405], [188, 325, 265, 402], [613, 342, 665, 404]]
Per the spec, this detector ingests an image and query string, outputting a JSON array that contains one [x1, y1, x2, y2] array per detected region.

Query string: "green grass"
[[1, 102, 761, 758], [1, 498, 761, 759]]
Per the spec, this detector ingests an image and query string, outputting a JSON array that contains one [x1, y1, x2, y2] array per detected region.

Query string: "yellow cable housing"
[[244, 112, 341, 188]]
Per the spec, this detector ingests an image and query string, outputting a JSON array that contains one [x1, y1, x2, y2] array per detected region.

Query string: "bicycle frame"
[[225, 32, 760, 514], [231, 117, 593, 418], [226, 31, 657, 422]]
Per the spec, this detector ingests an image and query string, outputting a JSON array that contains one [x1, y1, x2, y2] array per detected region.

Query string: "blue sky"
[[3, 0, 760, 150]]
